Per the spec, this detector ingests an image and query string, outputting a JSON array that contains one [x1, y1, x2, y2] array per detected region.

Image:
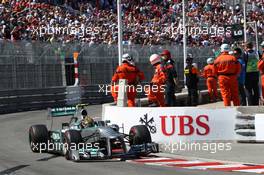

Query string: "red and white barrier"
[[129, 157, 264, 173], [103, 106, 237, 142]]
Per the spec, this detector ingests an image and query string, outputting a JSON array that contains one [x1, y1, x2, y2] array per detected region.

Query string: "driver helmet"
[[81, 116, 95, 128], [81, 109, 88, 119]]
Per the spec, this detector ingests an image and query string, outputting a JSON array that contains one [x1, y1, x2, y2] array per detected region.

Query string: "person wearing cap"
[[184, 54, 199, 106], [202, 57, 218, 102], [147, 54, 166, 107], [243, 42, 260, 106], [160, 50, 178, 106], [214, 44, 241, 106], [111, 53, 145, 107], [234, 48, 247, 106]]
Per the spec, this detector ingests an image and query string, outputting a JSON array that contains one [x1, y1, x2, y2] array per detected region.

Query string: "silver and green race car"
[[29, 104, 159, 161]]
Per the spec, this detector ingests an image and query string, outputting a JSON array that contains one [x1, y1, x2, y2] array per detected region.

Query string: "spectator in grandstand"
[[243, 42, 260, 106], [0, 0, 263, 46]]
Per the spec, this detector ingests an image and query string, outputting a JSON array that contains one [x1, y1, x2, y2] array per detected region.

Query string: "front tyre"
[[29, 125, 48, 153], [129, 125, 152, 145]]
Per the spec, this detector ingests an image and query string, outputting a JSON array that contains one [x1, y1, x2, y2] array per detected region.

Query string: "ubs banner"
[[103, 106, 237, 142]]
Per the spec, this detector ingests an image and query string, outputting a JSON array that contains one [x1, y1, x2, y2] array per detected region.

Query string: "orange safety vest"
[[112, 63, 145, 85], [258, 58, 264, 75], [203, 64, 217, 79], [214, 53, 241, 76], [151, 64, 166, 85]]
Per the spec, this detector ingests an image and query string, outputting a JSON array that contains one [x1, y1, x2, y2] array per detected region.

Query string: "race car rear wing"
[[48, 107, 76, 117], [47, 104, 90, 130], [47, 103, 90, 118], [47, 106, 77, 131]]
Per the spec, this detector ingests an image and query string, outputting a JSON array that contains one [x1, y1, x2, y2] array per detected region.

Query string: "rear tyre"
[[29, 125, 48, 153], [64, 130, 82, 161]]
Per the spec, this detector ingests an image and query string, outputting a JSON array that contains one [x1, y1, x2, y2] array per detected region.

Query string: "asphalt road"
[[0, 105, 250, 175]]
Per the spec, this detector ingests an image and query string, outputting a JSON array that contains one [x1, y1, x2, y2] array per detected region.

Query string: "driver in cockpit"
[[80, 109, 95, 128]]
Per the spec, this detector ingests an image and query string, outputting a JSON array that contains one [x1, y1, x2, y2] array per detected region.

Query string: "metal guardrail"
[[0, 84, 214, 114], [235, 107, 264, 143], [0, 86, 113, 114]]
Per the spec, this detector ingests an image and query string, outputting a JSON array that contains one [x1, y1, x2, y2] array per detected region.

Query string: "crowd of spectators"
[[0, 0, 263, 46]]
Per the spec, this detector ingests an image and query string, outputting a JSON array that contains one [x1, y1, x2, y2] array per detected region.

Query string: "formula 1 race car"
[[29, 104, 159, 161]]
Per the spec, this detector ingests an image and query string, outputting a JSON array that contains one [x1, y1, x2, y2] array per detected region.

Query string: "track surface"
[[0, 106, 248, 175]]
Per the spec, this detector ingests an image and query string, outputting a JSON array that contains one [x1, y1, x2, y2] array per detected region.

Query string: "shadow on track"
[[0, 165, 29, 175], [36, 155, 59, 161]]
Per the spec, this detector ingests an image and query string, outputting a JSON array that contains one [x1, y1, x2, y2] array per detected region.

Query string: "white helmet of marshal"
[[220, 43, 230, 53], [122, 53, 134, 65], [192, 63, 198, 68], [149, 54, 161, 65], [207, 57, 214, 64], [261, 41, 264, 47]]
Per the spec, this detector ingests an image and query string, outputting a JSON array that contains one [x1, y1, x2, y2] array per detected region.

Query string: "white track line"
[[233, 169, 264, 173], [159, 153, 262, 166], [186, 164, 246, 170], [134, 157, 174, 161], [128, 157, 174, 163], [145, 160, 203, 166]]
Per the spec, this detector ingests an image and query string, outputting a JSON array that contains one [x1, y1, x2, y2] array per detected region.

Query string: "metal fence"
[[0, 41, 63, 89], [0, 41, 217, 90]]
